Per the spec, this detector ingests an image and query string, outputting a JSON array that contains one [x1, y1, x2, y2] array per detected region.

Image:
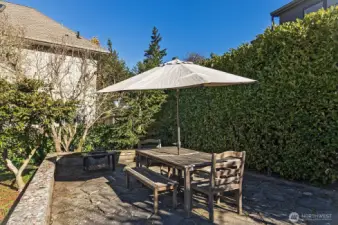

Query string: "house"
[[271, 0, 338, 24], [0, 1, 108, 119]]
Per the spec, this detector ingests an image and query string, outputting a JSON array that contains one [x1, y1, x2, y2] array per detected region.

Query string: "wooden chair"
[[191, 151, 246, 222], [138, 139, 161, 149]]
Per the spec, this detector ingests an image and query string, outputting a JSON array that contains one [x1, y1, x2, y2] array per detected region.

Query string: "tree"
[[129, 27, 167, 139], [139, 26, 167, 72], [35, 45, 101, 153], [97, 39, 130, 89], [0, 78, 76, 191], [90, 37, 100, 46], [0, 12, 134, 153], [1, 13, 103, 153], [185, 52, 205, 64], [0, 13, 26, 79]]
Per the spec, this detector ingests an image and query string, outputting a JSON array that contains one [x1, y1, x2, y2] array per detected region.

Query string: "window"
[[304, 1, 323, 15], [327, 0, 338, 7]]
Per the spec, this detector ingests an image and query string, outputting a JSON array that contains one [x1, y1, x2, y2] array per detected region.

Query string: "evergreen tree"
[[136, 26, 167, 73], [96, 39, 131, 124], [143, 27, 167, 70], [128, 27, 167, 139], [97, 39, 130, 89]]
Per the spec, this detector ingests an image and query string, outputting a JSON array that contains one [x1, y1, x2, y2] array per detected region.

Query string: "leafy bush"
[[152, 8, 338, 184], [73, 122, 139, 152]]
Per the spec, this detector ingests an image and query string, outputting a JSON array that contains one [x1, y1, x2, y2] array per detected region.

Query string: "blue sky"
[[10, 0, 289, 68]]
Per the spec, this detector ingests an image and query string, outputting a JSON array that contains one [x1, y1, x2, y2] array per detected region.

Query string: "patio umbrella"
[[98, 59, 256, 154]]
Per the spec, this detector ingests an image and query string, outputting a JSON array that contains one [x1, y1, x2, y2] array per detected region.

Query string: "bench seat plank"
[[125, 167, 177, 191], [124, 167, 178, 214]]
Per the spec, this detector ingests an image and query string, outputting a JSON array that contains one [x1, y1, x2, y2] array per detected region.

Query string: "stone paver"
[[51, 160, 338, 225]]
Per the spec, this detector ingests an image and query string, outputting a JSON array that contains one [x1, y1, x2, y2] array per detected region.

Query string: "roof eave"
[[24, 37, 109, 54], [271, 0, 305, 17]]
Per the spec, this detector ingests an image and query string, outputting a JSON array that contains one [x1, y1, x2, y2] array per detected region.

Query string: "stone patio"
[[50, 157, 338, 225]]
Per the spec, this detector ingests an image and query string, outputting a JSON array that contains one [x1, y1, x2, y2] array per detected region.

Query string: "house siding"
[[279, 0, 325, 23], [0, 49, 97, 121]]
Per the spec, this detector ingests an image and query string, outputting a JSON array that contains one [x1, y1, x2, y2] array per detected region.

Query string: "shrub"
[[152, 8, 338, 184], [73, 122, 139, 152]]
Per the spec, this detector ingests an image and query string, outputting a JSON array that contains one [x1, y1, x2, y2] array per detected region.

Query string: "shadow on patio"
[[51, 154, 337, 225]]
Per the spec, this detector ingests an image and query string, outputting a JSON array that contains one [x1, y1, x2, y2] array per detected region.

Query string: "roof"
[[271, 0, 305, 17], [1, 1, 108, 53]]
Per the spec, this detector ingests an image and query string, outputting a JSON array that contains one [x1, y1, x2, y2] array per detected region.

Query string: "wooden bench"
[[124, 167, 178, 214]]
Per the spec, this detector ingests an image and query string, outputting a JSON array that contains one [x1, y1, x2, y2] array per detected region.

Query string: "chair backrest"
[[90, 147, 107, 154], [138, 139, 161, 149], [210, 151, 246, 190]]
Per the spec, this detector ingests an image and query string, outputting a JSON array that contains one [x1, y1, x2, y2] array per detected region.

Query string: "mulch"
[[0, 181, 19, 222]]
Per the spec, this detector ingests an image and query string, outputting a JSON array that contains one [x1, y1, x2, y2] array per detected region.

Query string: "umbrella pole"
[[205, 87, 213, 154], [176, 89, 181, 155]]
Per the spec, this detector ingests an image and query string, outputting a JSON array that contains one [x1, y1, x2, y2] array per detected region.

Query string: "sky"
[[9, 0, 290, 68]]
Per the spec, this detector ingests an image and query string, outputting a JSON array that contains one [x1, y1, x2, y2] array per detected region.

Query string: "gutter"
[[24, 37, 109, 55], [270, 0, 306, 17]]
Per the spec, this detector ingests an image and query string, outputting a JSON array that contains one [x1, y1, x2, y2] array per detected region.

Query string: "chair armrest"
[[191, 166, 211, 176], [191, 179, 210, 185]]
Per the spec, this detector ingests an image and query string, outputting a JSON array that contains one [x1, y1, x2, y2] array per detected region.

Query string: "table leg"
[[107, 155, 111, 169], [136, 154, 140, 167], [146, 157, 150, 168], [112, 154, 116, 171], [83, 157, 86, 171], [184, 167, 192, 218]]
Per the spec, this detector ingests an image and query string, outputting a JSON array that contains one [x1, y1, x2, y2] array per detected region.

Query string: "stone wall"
[[5, 153, 57, 225], [56, 150, 137, 165]]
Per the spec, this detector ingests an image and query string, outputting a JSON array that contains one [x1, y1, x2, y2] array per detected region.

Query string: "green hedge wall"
[[151, 8, 338, 184]]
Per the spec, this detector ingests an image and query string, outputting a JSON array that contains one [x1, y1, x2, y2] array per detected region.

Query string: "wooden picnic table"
[[135, 146, 240, 217]]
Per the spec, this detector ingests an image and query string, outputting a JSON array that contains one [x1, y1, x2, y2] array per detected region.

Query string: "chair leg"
[[208, 193, 214, 222], [126, 173, 130, 189], [190, 189, 193, 212], [236, 189, 242, 215], [173, 186, 177, 209], [216, 193, 221, 205], [154, 189, 159, 214], [146, 158, 150, 168], [167, 167, 172, 178], [178, 170, 182, 183]]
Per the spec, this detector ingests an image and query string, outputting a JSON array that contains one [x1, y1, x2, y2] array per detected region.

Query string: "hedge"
[[151, 7, 338, 184]]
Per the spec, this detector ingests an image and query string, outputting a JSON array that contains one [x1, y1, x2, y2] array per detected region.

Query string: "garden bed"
[[0, 169, 36, 223]]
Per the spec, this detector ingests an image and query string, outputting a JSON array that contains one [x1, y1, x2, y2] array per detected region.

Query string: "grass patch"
[[0, 167, 37, 222]]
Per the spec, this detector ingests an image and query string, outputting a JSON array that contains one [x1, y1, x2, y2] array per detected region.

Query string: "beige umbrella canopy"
[[98, 59, 256, 154]]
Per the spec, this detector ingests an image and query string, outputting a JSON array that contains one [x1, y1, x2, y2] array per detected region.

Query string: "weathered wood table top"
[[136, 146, 239, 169]]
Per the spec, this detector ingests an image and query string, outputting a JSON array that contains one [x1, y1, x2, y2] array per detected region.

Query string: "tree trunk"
[[4, 147, 37, 192], [6, 159, 25, 192], [76, 127, 89, 152], [61, 123, 77, 152], [51, 124, 62, 152], [53, 136, 62, 153], [15, 174, 25, 192]]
